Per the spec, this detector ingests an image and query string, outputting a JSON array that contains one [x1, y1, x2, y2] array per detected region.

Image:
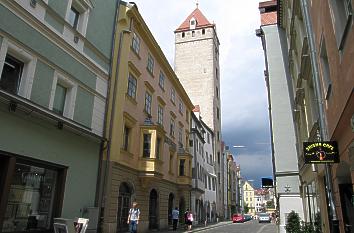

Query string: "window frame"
[[144, 91, 152, 115], [131, 32, 141, 55], [65, 0, 92, 36], [170, 118, 175, 137], [170, 88, 176, 104], [157, 105, 164, 126], [127, 73, 137, 99], [0, 39, 37, 99], [147, 53, 154, 75], [49, 71, 77, 119], [158, 71, 165, 90], [142, 133, 152, 158]]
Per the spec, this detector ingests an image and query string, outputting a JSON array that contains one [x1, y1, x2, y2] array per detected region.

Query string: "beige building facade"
[[101, 2, 194, 233], [174, 6, 225, 219]]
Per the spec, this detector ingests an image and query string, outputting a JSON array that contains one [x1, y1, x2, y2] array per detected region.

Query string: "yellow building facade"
[[243, 181, 255, 215], [101, 2, 194, 233]]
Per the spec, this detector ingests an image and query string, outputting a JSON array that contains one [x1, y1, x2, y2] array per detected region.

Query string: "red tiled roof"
[[175, 7, 214, 32], [260, 12, 277, 26]]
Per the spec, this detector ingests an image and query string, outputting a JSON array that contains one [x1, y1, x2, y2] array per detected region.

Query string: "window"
[[147, 53, 154, 74], [123, 126, 130, 151], [207, 133, 210, 143], [127, 73, 137, 99], [131, 32, 140, 54], [208, 176, 211, 190], [178, 126, 183, 145], [170, 88, 176, 103], [182, 32, 185, 38], [192, 31, 195, 37], [179, 159, 185, 176], [196, 139, 199, 152], [217, 152, 220, 164], [216, 67, 218, 79], [156, 137, 161, 159], [2, 162, 59, 233], [143, 133, 151, 157], [53, 84, 67, 115], [157, 105, 164, 125], [169, 153, 174, 173], [218, 172, 221, 184], [320, 38, 332, 99], [144, 91, 152, 115], [159, 71, 165, 89], [202, 29, 205, 35], [0, 54, 24, 94], [210, 154, 212, 164], [178, 98, 184, 113], [217, 131, 220, 141], [170, 118, 175, 137], [216, 86, 219, 99], [68, 6, 80, 29], [329, 0, 353, 49], [206, 152, 209, 163], [217, 107, 220, 120], [212, 178, 216, 191]]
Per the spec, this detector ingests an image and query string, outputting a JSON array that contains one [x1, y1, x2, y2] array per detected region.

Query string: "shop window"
[[1, 162, 61, 232], [143, 133, 151, 157], [0, 54, 24, 95], [179, 159, 185, 176]]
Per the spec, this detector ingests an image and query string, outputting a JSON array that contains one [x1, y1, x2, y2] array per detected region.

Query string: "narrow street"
[[199, 221, 275, 233], [160, 221, 276, 233]]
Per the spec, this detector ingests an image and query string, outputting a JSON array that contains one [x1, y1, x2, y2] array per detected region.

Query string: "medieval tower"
[[174, 6, 224, 218]]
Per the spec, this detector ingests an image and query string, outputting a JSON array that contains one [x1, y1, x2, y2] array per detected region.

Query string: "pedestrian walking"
[[127, 202, 140, 233], [172, 207, 179, 231], [185, 209, 193, 231]]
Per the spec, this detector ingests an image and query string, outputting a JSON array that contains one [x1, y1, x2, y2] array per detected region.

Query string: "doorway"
[[117, 182, 132, 232], [149, 189, 158, 229], [168, 193, 174, 226]]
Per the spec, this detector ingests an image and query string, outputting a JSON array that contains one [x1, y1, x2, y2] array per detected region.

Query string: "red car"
[[232, 214, 245, 223]]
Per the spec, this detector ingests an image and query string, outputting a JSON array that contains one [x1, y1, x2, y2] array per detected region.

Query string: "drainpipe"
[[97, 2, 132, 231], [96, 1, 120, 232], [299, 1, 339, 232]]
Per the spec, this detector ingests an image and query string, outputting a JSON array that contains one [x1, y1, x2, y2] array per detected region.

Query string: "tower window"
[[182, 32, 185, 38], [202, 29, 205, 35], [192, 31, 195, 37]]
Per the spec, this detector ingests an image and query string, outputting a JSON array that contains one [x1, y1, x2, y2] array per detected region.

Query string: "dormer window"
[[189, 17, 196, 29]]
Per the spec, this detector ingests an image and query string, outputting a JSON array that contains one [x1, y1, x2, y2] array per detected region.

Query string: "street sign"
[[303, 141, 339, 164], [262, 177, 273, 188]]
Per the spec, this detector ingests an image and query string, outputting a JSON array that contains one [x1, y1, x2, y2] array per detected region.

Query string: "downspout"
[[96, 0, 120, 232], [97, 2, 132, 232], [299, 1, 339, 232]]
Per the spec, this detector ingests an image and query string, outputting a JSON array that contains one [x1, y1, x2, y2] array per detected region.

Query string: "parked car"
[[232, 214, 245, 223], [258, 213, 271, 223], [244, 214, 252, 221]]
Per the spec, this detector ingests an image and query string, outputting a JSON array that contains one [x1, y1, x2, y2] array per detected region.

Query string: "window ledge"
[[146, 68, 155, 78], [130, 47, 141, 60], [126, 93, 137, 105]]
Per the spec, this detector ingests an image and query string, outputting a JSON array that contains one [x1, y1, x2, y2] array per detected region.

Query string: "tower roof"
[[175, 7, 214, 32]]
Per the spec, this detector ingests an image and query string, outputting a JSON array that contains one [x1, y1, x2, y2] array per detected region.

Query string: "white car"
[[258, 213, 271, 223]]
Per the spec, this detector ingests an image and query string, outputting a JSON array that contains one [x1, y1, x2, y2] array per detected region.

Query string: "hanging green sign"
[[303, 141, 339, 164]]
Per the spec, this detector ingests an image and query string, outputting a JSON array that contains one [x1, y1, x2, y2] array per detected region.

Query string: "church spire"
[[175, 5, 214, 32]]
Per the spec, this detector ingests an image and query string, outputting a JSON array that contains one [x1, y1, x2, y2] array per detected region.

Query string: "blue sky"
[[132, 0, 272, 187]]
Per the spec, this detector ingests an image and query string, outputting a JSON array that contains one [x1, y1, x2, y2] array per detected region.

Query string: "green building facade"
[[0, 0, 118, 232]]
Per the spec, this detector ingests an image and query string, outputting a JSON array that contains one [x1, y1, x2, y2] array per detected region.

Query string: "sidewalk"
[[158, 221, 232, 233]]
